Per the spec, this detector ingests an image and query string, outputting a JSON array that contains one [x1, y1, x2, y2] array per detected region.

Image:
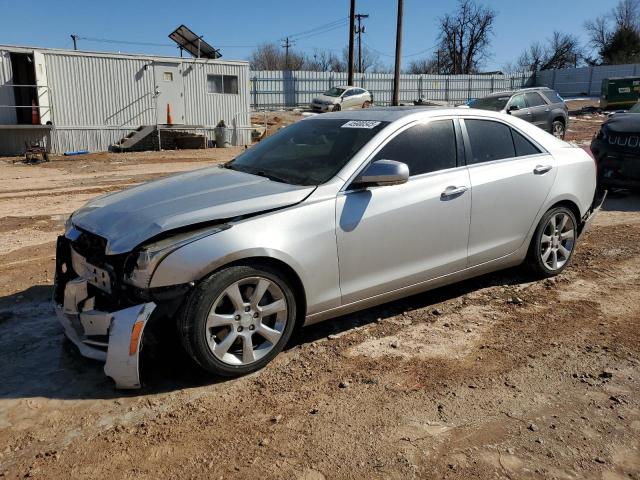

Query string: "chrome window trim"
[[458, 116, 549, 168], [339, 115, 462, 192]]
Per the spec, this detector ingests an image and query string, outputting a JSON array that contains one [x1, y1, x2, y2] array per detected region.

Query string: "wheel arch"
[[207, 256, 308, 323]]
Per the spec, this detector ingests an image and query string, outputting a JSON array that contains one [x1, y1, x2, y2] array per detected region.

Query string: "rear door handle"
[[534, 165, 553, 175], [441, 185, 468, 199]]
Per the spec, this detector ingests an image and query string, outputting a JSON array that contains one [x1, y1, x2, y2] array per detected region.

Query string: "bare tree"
[[585, 0, 640, 64], [436, 0, 496, 74], [585, 16, 610, 55], [249, 42, 305, 70], [515, 32, 582, 71], [406, 57, 439, 74], [340, 45, 381, 73], [304, 49, 341, 72], [613, 0, 640, 30]]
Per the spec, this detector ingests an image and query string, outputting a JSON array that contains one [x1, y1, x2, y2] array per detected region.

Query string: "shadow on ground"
[[0, 266, 530, 401], [602, 189, 640, 212]]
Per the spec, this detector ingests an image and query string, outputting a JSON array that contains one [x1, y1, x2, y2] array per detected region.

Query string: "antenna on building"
[[70, 34, 79, 50]]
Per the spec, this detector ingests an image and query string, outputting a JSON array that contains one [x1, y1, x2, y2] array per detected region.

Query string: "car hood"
[[71, 166, 315, 255], [604, 113, 640, 134], [313, 94, 340, 104]]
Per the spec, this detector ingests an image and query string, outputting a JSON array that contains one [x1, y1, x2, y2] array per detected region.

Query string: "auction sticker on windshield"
[[341, 120, 382, 129]]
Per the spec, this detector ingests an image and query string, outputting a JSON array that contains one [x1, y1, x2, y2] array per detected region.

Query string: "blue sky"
[[1, 0, 608, 70]]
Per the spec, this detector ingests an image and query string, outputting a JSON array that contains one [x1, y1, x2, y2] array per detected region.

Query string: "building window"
[[207, 74, 239, 94], [163, 72, 173, 81]]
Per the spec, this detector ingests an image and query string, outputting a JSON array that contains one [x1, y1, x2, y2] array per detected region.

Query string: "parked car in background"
[[469, 87, 569, 139], [311, 86, 372, 112], [56, 107, 600, 389], [591, 104, 640, 189]]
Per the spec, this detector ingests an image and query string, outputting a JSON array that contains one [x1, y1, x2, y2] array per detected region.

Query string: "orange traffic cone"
[[31, 100, 40, 125], [166, 103, 173, 125]]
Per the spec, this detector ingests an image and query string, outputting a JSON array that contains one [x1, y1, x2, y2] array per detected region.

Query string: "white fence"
[[535, 63, 640, 97], [249, 70, 534, 109]]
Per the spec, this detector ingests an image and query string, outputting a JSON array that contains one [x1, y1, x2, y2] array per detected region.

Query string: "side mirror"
[[508, 104, 519, 113], [352, 160, 409, 187]]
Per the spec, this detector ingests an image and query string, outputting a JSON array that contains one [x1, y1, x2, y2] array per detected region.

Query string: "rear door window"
[[464, 119, 516, 164], [524, 92, 548, 107], [511, 129, 542, 156], [373, 120, 457, 176], [541, 90, 564, 104]]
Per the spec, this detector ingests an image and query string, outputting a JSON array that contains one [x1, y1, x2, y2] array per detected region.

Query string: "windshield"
[[630, 103, 640, 113], [226, 119, 388, 186], [469, 95, 511, 112], [324, 87, 346, 97]]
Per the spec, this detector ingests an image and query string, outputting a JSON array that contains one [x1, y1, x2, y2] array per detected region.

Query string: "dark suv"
[[469, 87, 569, 139], [590, 102, 640, 189]]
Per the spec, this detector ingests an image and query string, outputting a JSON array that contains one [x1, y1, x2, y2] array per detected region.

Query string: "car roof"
[[481, 87, 555, 98], [304, 106, 569, 151], [305, 105, 516, 122]]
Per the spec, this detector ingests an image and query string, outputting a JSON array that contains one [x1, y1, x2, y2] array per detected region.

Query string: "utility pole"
[[392, 0, 404, 105], [70, 34, 79, 50], [355, 13, 369, 74], [282, 37, 292, 70], [348, 0, 356, 85], [452, 28, 457, 74]]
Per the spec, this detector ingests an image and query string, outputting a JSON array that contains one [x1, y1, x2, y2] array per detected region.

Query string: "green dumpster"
[[600, 76, 640, 109]]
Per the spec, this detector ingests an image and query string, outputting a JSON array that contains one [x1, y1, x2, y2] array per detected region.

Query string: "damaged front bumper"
[[55, 278, 155, 389]]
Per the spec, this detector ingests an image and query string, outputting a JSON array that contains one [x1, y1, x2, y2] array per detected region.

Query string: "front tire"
[[551, 120, 565, 139], [178, 265, 297, 377], [526, 206, 577, 277], [332, 104, 341, 112]]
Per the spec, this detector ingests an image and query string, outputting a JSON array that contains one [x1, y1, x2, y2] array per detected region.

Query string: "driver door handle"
[[441, 185, 468, 199], [534, 165, 553, 175]]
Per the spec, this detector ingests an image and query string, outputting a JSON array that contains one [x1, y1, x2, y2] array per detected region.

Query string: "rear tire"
[[551, 120, 565, 139], [178, 265, 297, 377], [526, 206, 577, 278], [362, 100, 371, 109]]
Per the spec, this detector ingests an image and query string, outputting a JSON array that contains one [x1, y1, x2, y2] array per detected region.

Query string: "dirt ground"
[[1, 113, 639, 480]]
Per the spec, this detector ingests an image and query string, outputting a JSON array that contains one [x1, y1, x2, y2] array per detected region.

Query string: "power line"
[[363, 40, 436, 59], [286, 17, 349, 40], [287, 20, 349, 42]]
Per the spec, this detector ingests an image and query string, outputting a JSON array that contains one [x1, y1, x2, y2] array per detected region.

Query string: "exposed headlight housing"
[[125, 224, 229, 289]]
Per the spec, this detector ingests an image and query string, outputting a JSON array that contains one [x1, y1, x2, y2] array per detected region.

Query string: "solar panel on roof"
[[169, 25, 221, 59]]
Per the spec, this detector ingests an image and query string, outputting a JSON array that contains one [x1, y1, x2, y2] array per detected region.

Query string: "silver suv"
[[469, 87, 569, 139]]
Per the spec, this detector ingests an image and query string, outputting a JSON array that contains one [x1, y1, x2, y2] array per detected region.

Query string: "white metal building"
[[0, 44, 251, 156]]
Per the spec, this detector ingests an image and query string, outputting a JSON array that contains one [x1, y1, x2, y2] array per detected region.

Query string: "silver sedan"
[[55, 107, 600, 388]]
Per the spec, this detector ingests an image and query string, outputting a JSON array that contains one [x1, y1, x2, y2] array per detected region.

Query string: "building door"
[[33, 51, 51, 124], [153, 62, 185, 125]]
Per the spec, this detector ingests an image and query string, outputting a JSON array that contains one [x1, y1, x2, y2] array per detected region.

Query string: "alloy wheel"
[[206, 276, 288, 366], [552, 122, 565, 138], [540, 212, 575, 271]]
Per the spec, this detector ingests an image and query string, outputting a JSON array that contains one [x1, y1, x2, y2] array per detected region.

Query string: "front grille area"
[[72, 229, 108, 264], [55, 232, 137, 311], [607, 134, 640, 151]]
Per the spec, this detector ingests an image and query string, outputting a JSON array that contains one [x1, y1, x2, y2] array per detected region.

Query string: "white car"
[[311, 86, 373, 112]]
